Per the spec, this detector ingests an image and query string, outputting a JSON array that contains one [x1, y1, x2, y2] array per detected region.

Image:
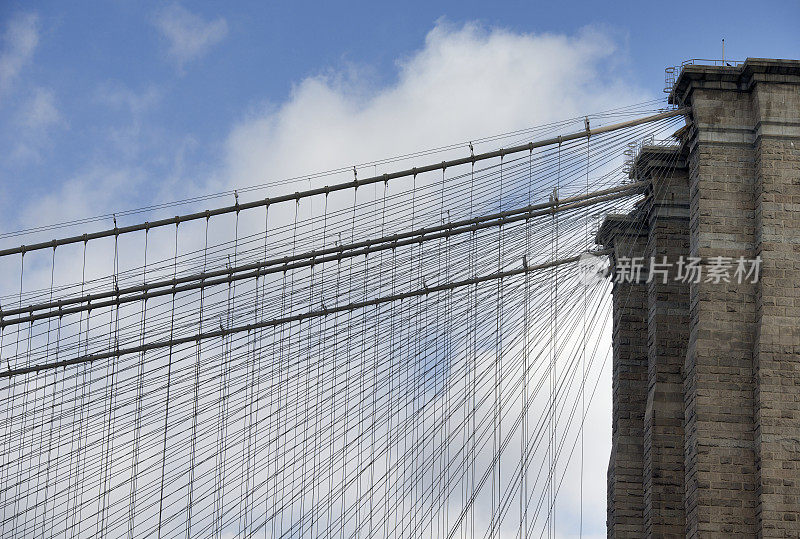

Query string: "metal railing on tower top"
[[622, 135, 680, 177], [664, 58, 745, 94]]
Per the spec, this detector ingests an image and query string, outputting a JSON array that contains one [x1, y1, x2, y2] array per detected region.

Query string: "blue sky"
[[0, 0, 798, 234]]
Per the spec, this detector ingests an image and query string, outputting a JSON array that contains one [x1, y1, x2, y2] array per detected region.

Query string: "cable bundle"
[[0, 103, 685, 538]]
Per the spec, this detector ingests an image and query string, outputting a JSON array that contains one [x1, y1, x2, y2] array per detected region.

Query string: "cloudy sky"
[[0, 0, 798, 235], [0, 1, 798, 537]]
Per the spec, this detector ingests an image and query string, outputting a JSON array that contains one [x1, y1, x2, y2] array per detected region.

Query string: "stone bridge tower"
[[600, 58, 800, 537]]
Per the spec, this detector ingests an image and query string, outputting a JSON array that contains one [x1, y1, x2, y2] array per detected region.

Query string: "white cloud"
[[208, 22, 647, 535], [153, 4, 228, 69], [3, 22, 653, 536], [19, 87, 60, 129], [9, 87, 63, 162], [93, 82, 163, 159], [0, 14, 61, 162], [0, 12, 38, 97], [221, 23, 643, 193], [96, 82, 161, 115], [19, 165, 142, 227], [11, 87, 62, 157]]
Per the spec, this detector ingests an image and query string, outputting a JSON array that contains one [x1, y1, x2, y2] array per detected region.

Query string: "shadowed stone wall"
[[602, 58, 800, 537]]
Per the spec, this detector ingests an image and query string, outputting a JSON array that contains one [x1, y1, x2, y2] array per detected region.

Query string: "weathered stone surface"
[[603, 58, 800, 538], [598, 216, 648, 538], [644, 150, 689, 538]]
